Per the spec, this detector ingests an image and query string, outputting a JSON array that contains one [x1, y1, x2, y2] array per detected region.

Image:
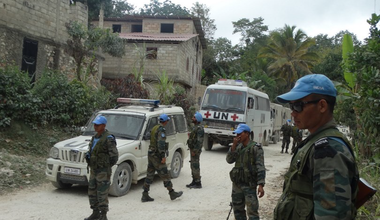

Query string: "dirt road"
[[0, 142, 291, 220]]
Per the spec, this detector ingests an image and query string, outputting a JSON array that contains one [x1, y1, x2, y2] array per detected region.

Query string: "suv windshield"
[[201, 89, 246, 113], [83, 113, 145, 140]]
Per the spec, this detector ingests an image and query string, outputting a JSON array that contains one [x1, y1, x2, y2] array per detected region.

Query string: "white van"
[[270, 103, 292, 144], [199, 79, 271, 150], [46, 99, 189, 196]]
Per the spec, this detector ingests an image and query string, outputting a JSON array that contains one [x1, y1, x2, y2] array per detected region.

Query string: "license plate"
[[64, 167, 80, 175]]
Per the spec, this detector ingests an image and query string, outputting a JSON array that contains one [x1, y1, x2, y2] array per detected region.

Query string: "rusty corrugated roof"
[[118, 33, 198, 42]]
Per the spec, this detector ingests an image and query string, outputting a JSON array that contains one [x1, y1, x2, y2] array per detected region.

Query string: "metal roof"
[[118, 33, 198, 42]]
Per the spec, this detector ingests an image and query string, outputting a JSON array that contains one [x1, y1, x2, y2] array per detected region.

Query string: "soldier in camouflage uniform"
[[186, 112, 204, 189], [141, 114, 183, 202], [226, 123, 266, 220], [84, 115, 119, 220], [274, 74, 359, 220], [290, 125, 303, 154], [280, 119, 292, 153]]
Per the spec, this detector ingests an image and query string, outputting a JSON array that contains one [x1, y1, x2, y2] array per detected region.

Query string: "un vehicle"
[[199, 79, 271, 150], [46, 99, 189, 196]]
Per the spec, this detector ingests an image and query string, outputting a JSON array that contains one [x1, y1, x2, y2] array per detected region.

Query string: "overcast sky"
[[127, 0, 378, 45]]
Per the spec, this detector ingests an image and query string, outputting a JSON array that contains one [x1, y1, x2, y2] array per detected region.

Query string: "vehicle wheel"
[[170, 151, 182, 178], [51, 180, 72, 189], [203, 134, 213, 151], [109, 163, 132, 197]]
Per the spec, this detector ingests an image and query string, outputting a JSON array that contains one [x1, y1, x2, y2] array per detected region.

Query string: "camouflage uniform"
[[280, 123, 292, 153], [274, 120, 359, 220], [143, 124, 173, 191], [226, 140, 266, 220], [290, 126, 303, 154], [187, 124, 204, 182], [87, 129, 118, 213]]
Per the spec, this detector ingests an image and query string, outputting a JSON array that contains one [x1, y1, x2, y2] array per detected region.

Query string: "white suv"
[[46, 98, 189, 197]]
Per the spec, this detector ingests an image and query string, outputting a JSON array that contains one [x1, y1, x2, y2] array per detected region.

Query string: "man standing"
[[141, 114, 183, 202], [280, 119, 292, 153], [226, 124, 266, 220], [273, 74, 359, 220], [85, 115, 119, 220], [186, 112, 204, 189]]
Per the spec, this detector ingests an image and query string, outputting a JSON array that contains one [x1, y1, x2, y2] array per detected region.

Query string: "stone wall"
[[0, 0, 89, 82]]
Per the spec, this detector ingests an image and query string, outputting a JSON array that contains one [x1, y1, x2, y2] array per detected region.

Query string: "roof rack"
[[115, 98, 160, 109]]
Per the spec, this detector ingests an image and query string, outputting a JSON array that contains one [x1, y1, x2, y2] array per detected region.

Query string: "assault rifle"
[[355, 178, 377, 209], [226, 202, 233, 220]]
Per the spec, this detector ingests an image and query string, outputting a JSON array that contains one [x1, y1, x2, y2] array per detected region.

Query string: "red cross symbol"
[[204, 111, 211, 118], [231, 114, 239, 121]]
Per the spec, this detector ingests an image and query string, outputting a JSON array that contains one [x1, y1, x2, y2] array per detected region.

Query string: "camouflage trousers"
[[231, 183, 259, 220], [190, 151, 201, 181], [88, 167, 111, 212], [281, 136, 290, 151], [143, 155, 173, 191]]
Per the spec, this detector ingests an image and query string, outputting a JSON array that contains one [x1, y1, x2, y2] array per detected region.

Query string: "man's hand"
[[231, 136, 240, 151], [161, 157, 166, 164], [257, 185, 265, 198]]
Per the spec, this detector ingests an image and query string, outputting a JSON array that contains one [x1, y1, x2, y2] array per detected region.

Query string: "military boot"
[[98, 211, 107, 220], [285, 149, 289, 154], [189, 181, 202, 189], [141, 191, 154, 202], [169, 190, 183, 200], [84, 209, 100, 220], [186, 180, 195, 188], [281, 149, 284, 153]]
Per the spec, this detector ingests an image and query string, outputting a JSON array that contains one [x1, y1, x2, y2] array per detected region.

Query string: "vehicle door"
[[139, 116, 159, 175]]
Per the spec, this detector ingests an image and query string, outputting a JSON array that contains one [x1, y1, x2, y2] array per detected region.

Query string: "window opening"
[[21, 37, 38, 83], [161, 23, 174, 33], [146, 47, 157, 59], [112, 24, 121, 33]]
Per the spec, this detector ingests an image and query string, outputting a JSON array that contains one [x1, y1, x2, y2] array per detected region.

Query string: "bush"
[[170, 86, 196, 126]]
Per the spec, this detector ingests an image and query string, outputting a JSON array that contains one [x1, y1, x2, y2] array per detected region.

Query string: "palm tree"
[[259, 25, 319, 89]]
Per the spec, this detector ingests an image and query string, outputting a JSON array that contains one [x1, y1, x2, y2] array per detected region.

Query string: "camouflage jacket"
[[88, 129, 118, 170], [187, 124, 204, 154], [149, 124, 168, 159], [226, 140, 266, 186], [274, 120, 358, 220], [281, 124, 292, 137]]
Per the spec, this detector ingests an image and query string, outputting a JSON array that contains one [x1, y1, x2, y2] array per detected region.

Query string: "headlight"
[[49, 147, 59, 159]]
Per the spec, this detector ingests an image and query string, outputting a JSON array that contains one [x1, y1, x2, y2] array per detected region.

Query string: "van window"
[[256, 96, 270, 111], [144, 117, 158, 138], [173, 114, 187, 133]]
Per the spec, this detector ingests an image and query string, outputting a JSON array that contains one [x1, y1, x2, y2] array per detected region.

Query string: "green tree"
[[190, 2, 216, 40], [232, 17, 268, 46], [66, 21, 125, 81], [138, 0, 190, 16], [259, 25, 319, 90]]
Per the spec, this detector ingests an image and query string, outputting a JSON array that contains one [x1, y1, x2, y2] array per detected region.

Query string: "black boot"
[[189, 181, 202, 189], [186, 180, 195, 188], [169, 190, 183, 200], [84, 209, 100, 220], [141, 191, 154, 202], [281, 149, 284, 153], [285, 149, 289, 153], [98, 211, 108, 220]]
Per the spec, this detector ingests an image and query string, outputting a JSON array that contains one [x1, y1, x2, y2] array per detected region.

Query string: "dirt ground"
[[0, 142, 292, 220]]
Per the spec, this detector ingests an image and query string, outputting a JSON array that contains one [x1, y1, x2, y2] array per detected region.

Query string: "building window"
[[112, 24, 121, 33], [21, 37, 38, 83], [131, 24, 142, 32], [161, 23, 174, 33], [146, 47, 157, 59]]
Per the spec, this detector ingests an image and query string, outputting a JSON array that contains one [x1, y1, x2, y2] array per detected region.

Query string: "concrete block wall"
[[142, 18, 193, 34]]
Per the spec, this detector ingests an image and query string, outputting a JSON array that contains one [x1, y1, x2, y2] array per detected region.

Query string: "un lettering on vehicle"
[[201, 110, 244, 122]]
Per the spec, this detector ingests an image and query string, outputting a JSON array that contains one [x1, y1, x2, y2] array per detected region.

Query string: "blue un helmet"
[[194, 111, 203, 122], [159, 114, 170, 122]]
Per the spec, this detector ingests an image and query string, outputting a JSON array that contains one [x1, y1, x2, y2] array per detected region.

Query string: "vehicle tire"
[[51, 180, 72, 189], [203, 134, 213, 151], [170, 151, 182, 178], [109, 163, 132, 197]]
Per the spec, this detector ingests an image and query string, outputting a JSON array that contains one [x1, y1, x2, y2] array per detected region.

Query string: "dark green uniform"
[[87, 129, 118, 213], [143, 124, 173, 191], [281, 123, 292, 153], [226, 140, 266, 220], [274, 120, 358, 220], [187, 124, 204, 182]]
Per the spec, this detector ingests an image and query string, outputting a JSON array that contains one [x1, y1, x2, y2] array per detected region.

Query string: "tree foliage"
[[66, 21, 125, 81], [232, 17, 268, 46], [138, 0, 190, 16]]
